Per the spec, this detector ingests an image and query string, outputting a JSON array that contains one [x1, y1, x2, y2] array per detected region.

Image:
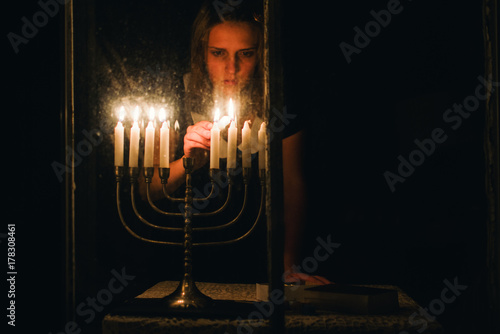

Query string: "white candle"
[[129, 121, 140, 167], [258, 122, 266, 170], [114, 121, 124, 166], [217, 115, 230, 158], [227, 120, 237, 169], [242, 120, 251, 168], [210, 108, 220, 169], [159, 120, 170, 168], [144, 120, 155, 168]]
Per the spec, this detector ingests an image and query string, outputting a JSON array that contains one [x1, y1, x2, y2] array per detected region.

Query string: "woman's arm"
[[282, 130, 331, 284], [282, 130, 307, 275], [142, 157, 187, 202]]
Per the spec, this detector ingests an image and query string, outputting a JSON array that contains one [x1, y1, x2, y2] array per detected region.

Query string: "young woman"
[[148, 0, 330, 285]]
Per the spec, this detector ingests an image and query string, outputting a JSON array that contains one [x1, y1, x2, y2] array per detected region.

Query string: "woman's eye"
[[210, 50, 224, 57], [239, 50, 255, 58]]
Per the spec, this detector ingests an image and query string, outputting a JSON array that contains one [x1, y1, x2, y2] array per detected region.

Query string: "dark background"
[[293, 2, 488, 334], [7, 0, 492, 333]]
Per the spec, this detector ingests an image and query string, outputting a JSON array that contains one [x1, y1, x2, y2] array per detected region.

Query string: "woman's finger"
[[195, 120, 214, 129], [187, 124, 211, 141], [183, 121, 214, 161], [185, 131, 210, 148]]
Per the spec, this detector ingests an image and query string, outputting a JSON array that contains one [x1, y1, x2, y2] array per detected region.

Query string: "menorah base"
[[163, 278, 214, 309]]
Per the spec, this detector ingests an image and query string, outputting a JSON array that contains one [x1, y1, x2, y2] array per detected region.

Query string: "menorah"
[[114, 110, 267, 309]]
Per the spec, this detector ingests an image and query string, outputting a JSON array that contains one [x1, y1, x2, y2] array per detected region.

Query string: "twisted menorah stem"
[[162, 157, 214, 308]]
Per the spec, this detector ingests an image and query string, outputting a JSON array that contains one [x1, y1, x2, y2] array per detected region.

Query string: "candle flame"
[[118, 106, 126, 122], [133, 106, 140, 122], [148, 107, 156, 121], [174, 120, 180, 131], [228, 98, 234, 120], [214, 108, 220, 122], [158, 108, 167, 122]]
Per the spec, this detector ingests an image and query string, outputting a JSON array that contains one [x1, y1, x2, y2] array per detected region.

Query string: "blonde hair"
[[186, 0, 264, 122]]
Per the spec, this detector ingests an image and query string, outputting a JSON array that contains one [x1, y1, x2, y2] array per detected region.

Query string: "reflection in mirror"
[[91, 0, 283, 292]]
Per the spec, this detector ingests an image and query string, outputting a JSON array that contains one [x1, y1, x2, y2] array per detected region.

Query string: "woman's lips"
[[224, 79, 237, 86]]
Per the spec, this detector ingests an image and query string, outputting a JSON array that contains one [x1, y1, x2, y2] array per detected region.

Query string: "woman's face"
[[206, 21, 259, 97]]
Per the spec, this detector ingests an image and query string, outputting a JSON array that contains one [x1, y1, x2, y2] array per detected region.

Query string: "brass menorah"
[[114, 156, 265, 309]]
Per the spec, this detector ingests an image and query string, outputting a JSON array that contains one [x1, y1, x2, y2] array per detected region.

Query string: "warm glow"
[[118, 106, 126, 121], [148, 107, 156, 121], [174, 120, 180, 131], [214, 107, 220, 122], [228, 98, 235, 120], [158, 108, 167, 122], [133, 106, 140, 122], [218, 116, 231, 129]]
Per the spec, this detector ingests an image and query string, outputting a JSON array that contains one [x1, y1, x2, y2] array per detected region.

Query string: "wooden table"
[[102, 281, 443, 333]]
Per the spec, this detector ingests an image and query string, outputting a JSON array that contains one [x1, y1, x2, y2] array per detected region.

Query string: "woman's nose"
[[225, 56, 238, 74]]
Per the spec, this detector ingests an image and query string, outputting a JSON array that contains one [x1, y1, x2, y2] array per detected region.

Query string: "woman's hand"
[[284, 272, 332, 285], [184, 121, 213, 170]]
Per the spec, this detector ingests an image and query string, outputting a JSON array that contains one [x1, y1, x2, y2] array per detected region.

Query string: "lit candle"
[[114, 107, 125, 167], [159, 108, 170, 168], [258, 122, 266, 170], [227, 99, 237, 169], [227, 121, 237, 169], [210, 108, 220, 169], [129, 107, 140, 168], [144, 108, 155, 168], [242, 120, 251, 168], [217, 115, 230, 158]]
